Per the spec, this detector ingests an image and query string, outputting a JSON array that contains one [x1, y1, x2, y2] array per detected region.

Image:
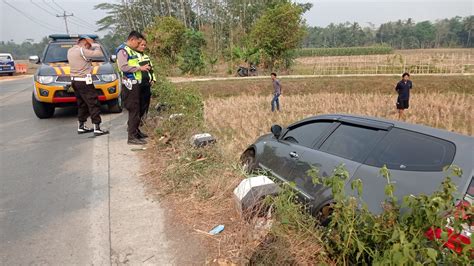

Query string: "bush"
[[150, 76, 203, 140], [306, 164, 473, 265], [179, 30, 207, 75]]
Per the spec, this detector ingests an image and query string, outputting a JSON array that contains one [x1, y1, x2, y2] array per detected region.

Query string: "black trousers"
[[122, 83, 141, 139], [72, 80, 101, 124], [139, 82, 151, 119]]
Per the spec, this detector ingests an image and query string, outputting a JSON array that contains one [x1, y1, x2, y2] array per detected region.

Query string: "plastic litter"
[[208, 224, 225, 235]]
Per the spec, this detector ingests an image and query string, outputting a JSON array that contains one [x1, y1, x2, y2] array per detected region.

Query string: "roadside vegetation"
[[143, 75, 473, 263]]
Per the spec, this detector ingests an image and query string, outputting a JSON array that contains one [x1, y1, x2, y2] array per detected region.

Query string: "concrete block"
[[234, 175, 280, 214], [190, 133, 216, 147]]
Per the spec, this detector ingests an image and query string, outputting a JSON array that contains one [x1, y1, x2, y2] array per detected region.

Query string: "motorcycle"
[[237, 64, 257, 77]]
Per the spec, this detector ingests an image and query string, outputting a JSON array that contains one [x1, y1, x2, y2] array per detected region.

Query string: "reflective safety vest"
[[115, 43, 142, 81], [138, 52, 156, 82]]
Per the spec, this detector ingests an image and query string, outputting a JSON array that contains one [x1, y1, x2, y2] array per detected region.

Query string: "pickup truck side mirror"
[[29, 55, 40, 64], [110, 54, 117, 63]]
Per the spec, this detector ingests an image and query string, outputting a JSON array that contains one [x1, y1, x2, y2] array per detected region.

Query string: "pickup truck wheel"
[[107, 97, 122, 113], [32, 93, 55, 119]]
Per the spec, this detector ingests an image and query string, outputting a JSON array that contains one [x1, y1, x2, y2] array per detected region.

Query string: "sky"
[[1, 0, 473, 43]]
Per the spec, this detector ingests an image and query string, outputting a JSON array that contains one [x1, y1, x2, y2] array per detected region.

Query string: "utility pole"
[[56, 11, 74, 34]]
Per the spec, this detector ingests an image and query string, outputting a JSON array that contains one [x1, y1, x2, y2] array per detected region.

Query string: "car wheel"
[[318, 204, 334, 227], [32, 93, 55, 119], [107, 97, 123, 113], [241, 149, 257, 173], [8, 72, 14, 76]]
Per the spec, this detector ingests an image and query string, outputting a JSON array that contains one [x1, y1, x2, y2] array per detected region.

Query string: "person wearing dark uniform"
[[67, 35, 109, 136], [395, 72, 413, 120], [136, 39, 156, 138], [116, 31, 150, 145], [271, 72, 282, 112]]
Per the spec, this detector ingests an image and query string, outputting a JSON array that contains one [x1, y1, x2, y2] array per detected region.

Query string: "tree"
[[250, 2, 306, 70], [145, 16, 187, 63], [179, 30, 207, 75]]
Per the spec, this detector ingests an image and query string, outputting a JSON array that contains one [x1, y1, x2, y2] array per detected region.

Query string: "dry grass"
[[205, 92, 473, 160]]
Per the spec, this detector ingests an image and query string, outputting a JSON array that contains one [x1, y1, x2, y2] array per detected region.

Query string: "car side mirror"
[[29, 55, 40, 64], [271, 125, 282, 139], [110, 54, 117, 62]]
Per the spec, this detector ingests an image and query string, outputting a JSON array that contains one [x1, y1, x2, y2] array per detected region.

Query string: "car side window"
[[282, 122, 332, 148], [365, 128, 456, 171], [320, 124, 384, 162]]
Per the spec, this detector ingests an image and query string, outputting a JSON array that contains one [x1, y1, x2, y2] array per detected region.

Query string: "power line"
[[56, 11, 74, 34], [42, 0, 62, 13], [51, 0, 97, 29], [51, 0, 64, 12], [30, 0, 93, 31], [30, 0, 56, 17], [3, 0, 62, 32]]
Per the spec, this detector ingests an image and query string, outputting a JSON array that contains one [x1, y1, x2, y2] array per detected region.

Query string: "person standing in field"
[[395, 72, 413, 120], [271, 73, 282, 112]]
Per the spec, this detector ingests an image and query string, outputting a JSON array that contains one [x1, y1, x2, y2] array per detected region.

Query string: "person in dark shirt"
[[395, 72, 413, 120], [271, 73, 282, 112]]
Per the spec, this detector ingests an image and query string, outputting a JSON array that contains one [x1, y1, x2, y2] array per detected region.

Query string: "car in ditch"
[[241, 114, 473, 251], [29, 34, 122, 119]]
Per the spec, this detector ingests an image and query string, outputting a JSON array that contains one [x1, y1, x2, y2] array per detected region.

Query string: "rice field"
[[205, 92, 473, 160]]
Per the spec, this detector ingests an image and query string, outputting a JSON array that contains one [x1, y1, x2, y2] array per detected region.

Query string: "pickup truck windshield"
[[43, 43, 106, 63]]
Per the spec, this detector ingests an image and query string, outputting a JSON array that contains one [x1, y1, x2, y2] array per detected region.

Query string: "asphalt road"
[[0, 76, 173, 264]]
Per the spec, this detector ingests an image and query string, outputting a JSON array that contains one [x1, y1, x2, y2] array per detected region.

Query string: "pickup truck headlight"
[[100, 74, 117, 82], [37, 75, 56, 84]]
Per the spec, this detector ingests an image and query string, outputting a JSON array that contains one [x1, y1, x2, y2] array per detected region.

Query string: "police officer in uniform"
[[136, 39, 156, 138], [67, 35, 109, 136], [116, 31, 150, 145]]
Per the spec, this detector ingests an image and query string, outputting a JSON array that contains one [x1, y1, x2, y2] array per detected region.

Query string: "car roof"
[[292, 113, 473, 144], [0, 53, 13, 56]]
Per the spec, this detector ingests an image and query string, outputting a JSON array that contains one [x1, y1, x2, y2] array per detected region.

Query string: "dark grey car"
[[241, 114, 474, 216]]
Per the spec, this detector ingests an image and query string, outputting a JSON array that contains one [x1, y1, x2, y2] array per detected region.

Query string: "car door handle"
[[289, 151, 299, 159]]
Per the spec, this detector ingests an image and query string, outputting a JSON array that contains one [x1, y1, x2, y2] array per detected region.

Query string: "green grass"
[[296, 46, 393, 57]]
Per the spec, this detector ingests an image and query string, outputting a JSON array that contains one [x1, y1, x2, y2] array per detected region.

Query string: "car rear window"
[[283, 121, 332, 148], [43, 43, 106, 63], [320, 124, 385, 162], [365, 128, 456, 171]]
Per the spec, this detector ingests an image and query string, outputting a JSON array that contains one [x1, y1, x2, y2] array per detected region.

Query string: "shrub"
[[307, 165, 473, 265]]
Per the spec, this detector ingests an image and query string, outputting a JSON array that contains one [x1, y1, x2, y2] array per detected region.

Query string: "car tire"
[[241, 149, 258, 173], [318, 204, 334, 227], [32, 93, 55, 119], [107, 97, 123, 113], [8, 72, 13, 76]]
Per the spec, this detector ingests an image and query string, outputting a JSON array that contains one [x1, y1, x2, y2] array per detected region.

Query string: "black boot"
[[128, 137, 147, 145], [78, 121, 93, 134], [94, 124, 109, 136], [137, 130, 148, 139]]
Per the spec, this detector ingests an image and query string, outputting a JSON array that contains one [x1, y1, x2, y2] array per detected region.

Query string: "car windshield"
[[0, 55, 12, 60], [43, 42, 106, 63]]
